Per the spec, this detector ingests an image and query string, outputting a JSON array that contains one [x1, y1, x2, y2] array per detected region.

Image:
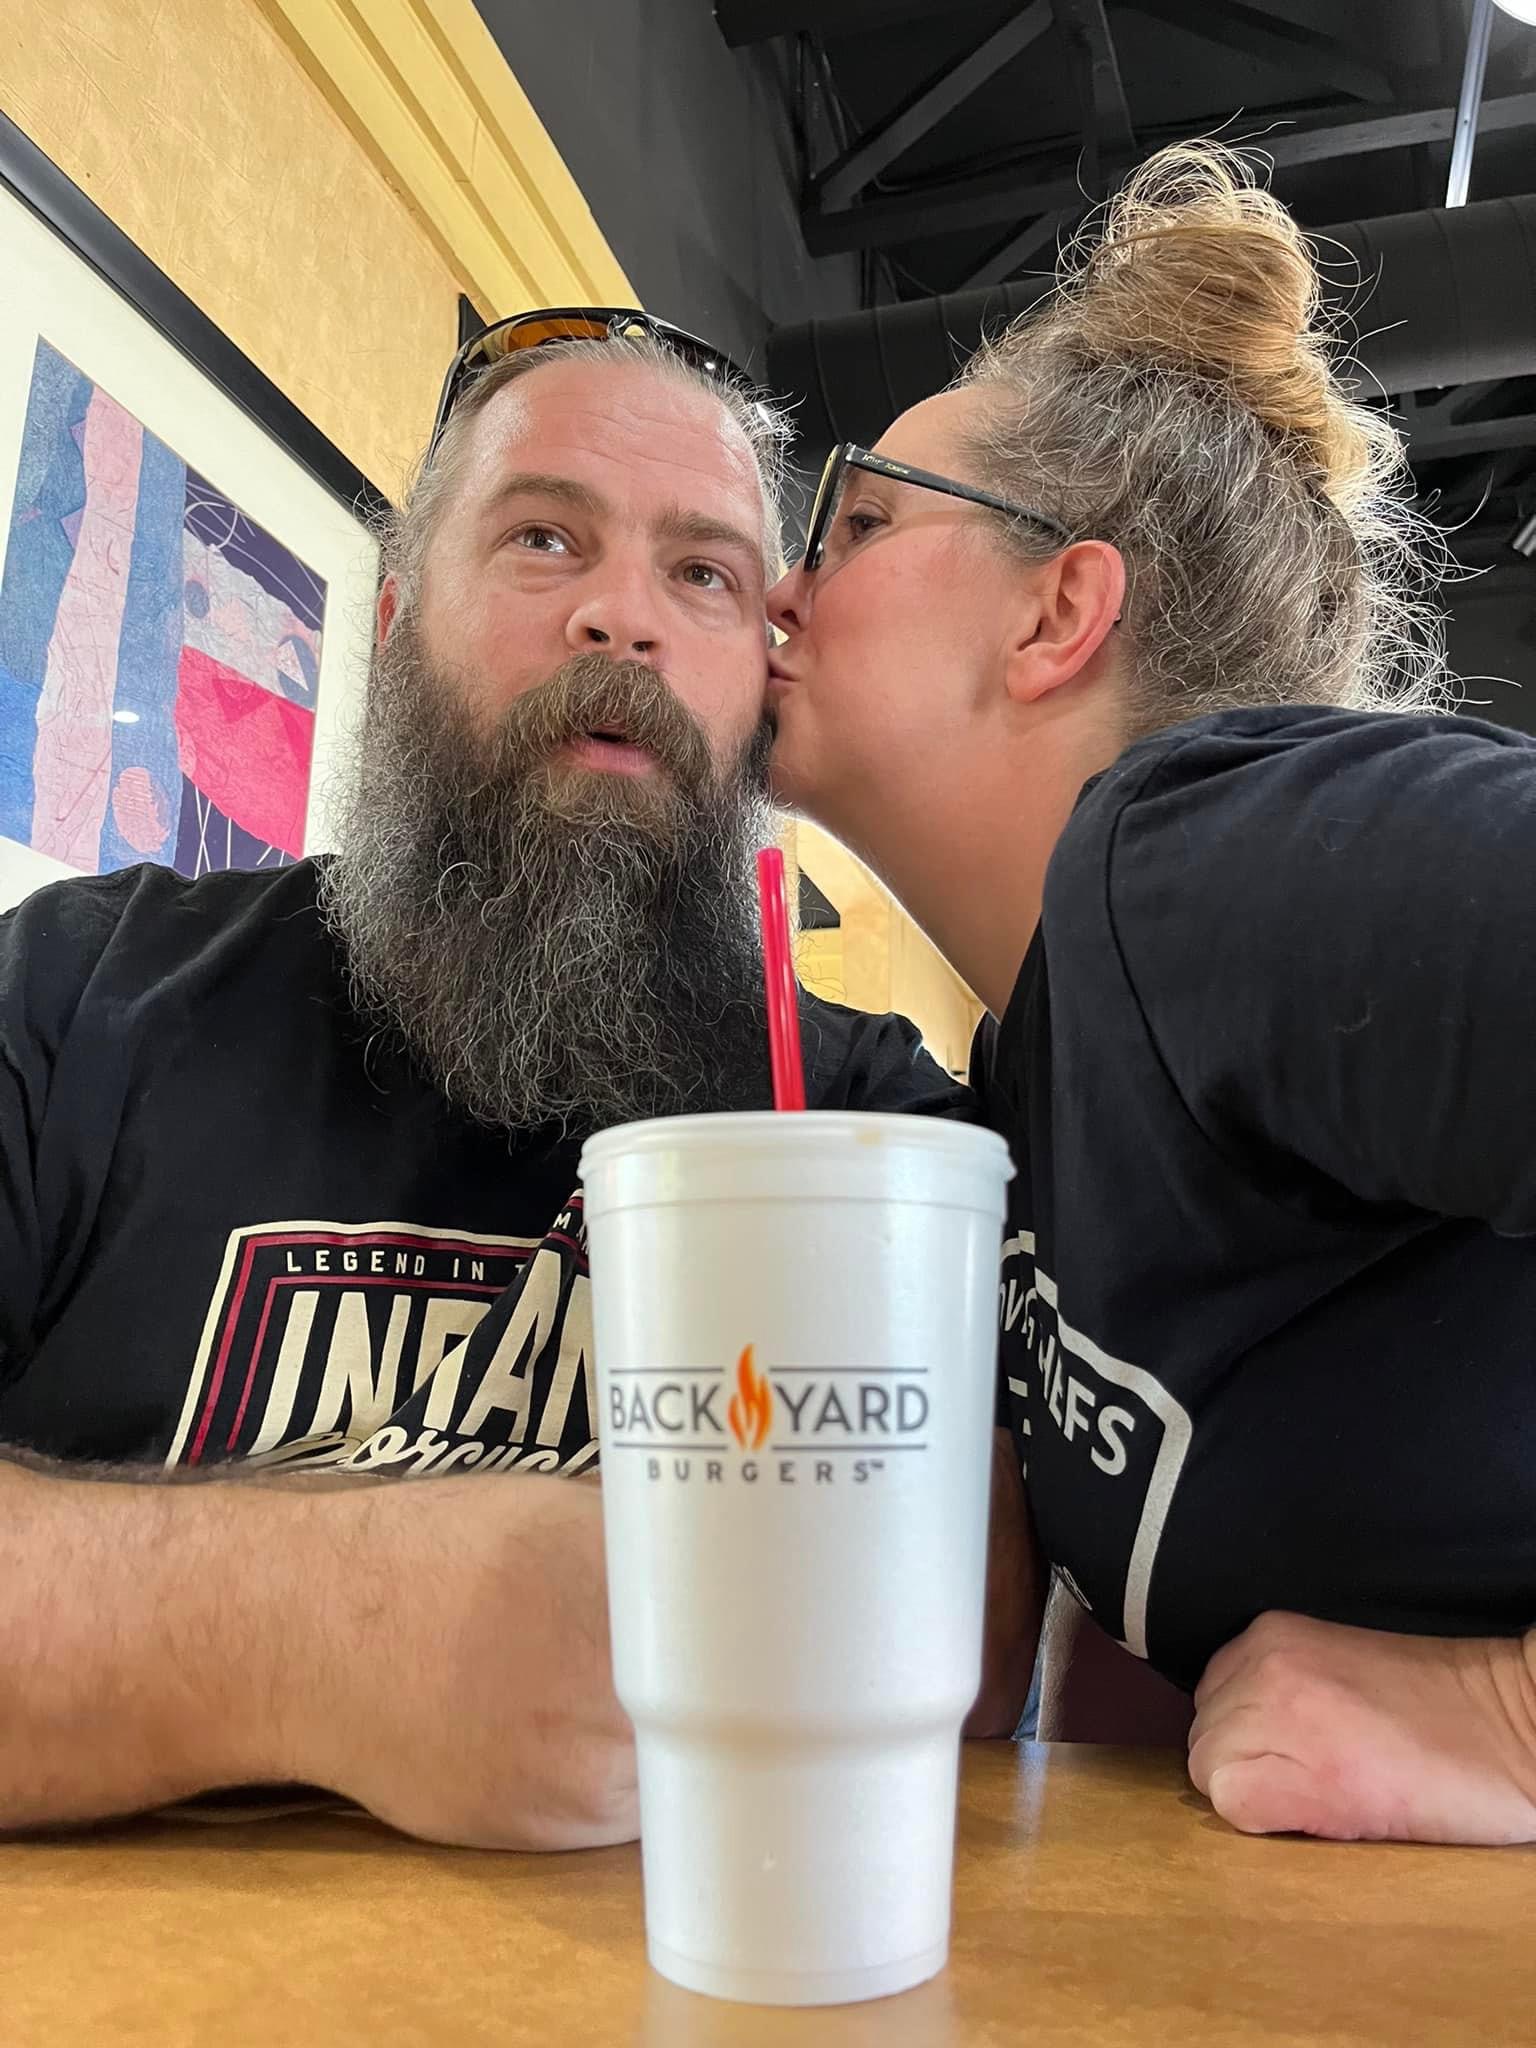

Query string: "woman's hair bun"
[[1058, 141, 1383, 515]]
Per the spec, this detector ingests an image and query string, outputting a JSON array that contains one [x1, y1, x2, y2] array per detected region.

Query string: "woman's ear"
[[1003, 541, 1125, 706]]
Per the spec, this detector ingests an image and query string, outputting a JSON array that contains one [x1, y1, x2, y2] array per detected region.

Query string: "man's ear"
[[376, 574, 401, 647], [1002, 541, 1125, 707]]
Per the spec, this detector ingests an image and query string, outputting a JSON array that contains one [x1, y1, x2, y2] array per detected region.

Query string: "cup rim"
[[579, 1109, 1011, 1173]]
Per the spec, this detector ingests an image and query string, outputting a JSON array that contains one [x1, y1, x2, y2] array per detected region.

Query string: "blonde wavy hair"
[[957, 141, 1452, 735]]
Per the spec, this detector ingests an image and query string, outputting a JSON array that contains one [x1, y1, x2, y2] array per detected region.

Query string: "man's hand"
[[0, 1458, 636, 1851], [289, 1474, 637, 1850], [1189, 1610, 1536, 1844]]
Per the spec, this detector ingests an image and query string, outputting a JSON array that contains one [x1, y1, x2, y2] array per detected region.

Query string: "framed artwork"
[[0, 113, 386, 912]]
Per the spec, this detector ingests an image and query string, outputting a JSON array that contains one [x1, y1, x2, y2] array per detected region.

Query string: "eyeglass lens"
[[811, 459, 874, 575]]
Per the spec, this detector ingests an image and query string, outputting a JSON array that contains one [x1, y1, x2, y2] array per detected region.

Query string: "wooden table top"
[[2, 1742, 1532, 2046]]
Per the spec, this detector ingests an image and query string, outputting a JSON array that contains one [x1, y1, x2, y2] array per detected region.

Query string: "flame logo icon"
[[727, 1345, 772, 1451]]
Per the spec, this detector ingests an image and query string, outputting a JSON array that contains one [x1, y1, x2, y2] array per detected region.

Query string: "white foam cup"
[[580, 1111, 1013, 2007]]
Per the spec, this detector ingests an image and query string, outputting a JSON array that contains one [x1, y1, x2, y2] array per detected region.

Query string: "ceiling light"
[[1493, 0, 1536, 22]]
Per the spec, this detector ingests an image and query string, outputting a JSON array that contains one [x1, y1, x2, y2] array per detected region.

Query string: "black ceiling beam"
[[816, 1, 1055, 209], [715, 0, 979, 45], [806, 156, 1085, 253], [1123, 0, 1396, 105], [1266, 89, 1536, 165], [1410, 412, 1536, 460], [1399, 380, 1536, 463], [802, 91, 1536, 253], [1402, 377, 1531, 433], [1053, 0, 1136, 162], [959, 206, 1076, 289], [1401, 388, 1467, 435]]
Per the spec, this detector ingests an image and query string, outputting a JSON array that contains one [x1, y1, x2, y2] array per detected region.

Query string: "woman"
[[766, 143, 1536, 1846]]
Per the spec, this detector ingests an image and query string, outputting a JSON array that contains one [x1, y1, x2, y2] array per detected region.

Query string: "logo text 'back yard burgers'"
[[607, 1345, 928, 1485]]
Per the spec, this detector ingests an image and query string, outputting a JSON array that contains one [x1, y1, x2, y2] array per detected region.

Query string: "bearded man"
[[0, 315, 1002, 1849]]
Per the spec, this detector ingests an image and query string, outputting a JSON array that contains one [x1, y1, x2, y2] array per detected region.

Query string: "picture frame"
[[0, 111, 386, 912]]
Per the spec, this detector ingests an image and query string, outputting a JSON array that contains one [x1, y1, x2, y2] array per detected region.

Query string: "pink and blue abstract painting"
[[0, 339, 325, 877]]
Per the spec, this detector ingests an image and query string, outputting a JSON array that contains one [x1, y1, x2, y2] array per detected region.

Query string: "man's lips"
[[555, 731, 661, 778]]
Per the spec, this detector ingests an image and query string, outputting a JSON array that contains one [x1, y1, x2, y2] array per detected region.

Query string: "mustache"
[[493, 652, 716, 795]]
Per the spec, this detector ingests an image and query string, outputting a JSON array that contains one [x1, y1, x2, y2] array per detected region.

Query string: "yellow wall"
[[792, 822, 984, 1082], [0, 0, 467, 493], [0, 5, 975, 1062]]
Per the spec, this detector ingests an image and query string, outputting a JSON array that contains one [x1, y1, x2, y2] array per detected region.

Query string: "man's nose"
[[766, 562, 812, 637], [565, 568, 665, 661]]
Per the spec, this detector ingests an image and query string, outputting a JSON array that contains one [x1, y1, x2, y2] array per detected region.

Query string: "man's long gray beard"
[[319, 625, 779, 1137]]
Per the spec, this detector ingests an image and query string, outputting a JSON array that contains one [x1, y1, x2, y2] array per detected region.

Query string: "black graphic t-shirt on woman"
[[982, 706, 1536, 1690]]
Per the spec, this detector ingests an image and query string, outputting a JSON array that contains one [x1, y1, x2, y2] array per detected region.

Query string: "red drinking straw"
[[755, 847, 807, 1111]]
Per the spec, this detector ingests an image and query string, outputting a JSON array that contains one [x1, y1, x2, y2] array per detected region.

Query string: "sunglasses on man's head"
[[427, 308, 759, 466], [802, 443, 1075, 576]]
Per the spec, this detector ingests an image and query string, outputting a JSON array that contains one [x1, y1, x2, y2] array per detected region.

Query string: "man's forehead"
[[461, 358, 764, 524]]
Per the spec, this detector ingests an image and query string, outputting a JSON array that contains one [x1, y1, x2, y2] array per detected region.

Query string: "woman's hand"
[[1189, 1610, 1536, 1844]]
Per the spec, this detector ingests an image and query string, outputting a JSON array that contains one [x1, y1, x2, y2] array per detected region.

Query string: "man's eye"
[[510, 524, 571, 555], [680, 560, 731, 591]]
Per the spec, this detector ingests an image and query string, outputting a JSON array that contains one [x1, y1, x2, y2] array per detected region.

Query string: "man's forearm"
[[0, 1450, 638, 1849], [0, 1452, 322, 1828]]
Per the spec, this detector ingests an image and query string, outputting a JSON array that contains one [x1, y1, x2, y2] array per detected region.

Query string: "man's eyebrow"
[[655, 504, 765, 569], [483, 471, 610, 519]]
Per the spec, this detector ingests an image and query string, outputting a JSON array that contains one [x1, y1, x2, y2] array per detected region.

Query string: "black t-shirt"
[[0, 857, 967, 1469], [981, 706, 1536, 1691]]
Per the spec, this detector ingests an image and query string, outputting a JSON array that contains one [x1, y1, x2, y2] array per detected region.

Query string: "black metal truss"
[[802, 88, 1536, 255], [1122, 0, 1399, 106], [715, 0, 979, 46], [813, 2, 1056, 211], [1054, 0, 1135, 178]]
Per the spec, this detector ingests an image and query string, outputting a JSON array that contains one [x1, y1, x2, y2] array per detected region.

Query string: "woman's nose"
[[766, 562, 812, 638]]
